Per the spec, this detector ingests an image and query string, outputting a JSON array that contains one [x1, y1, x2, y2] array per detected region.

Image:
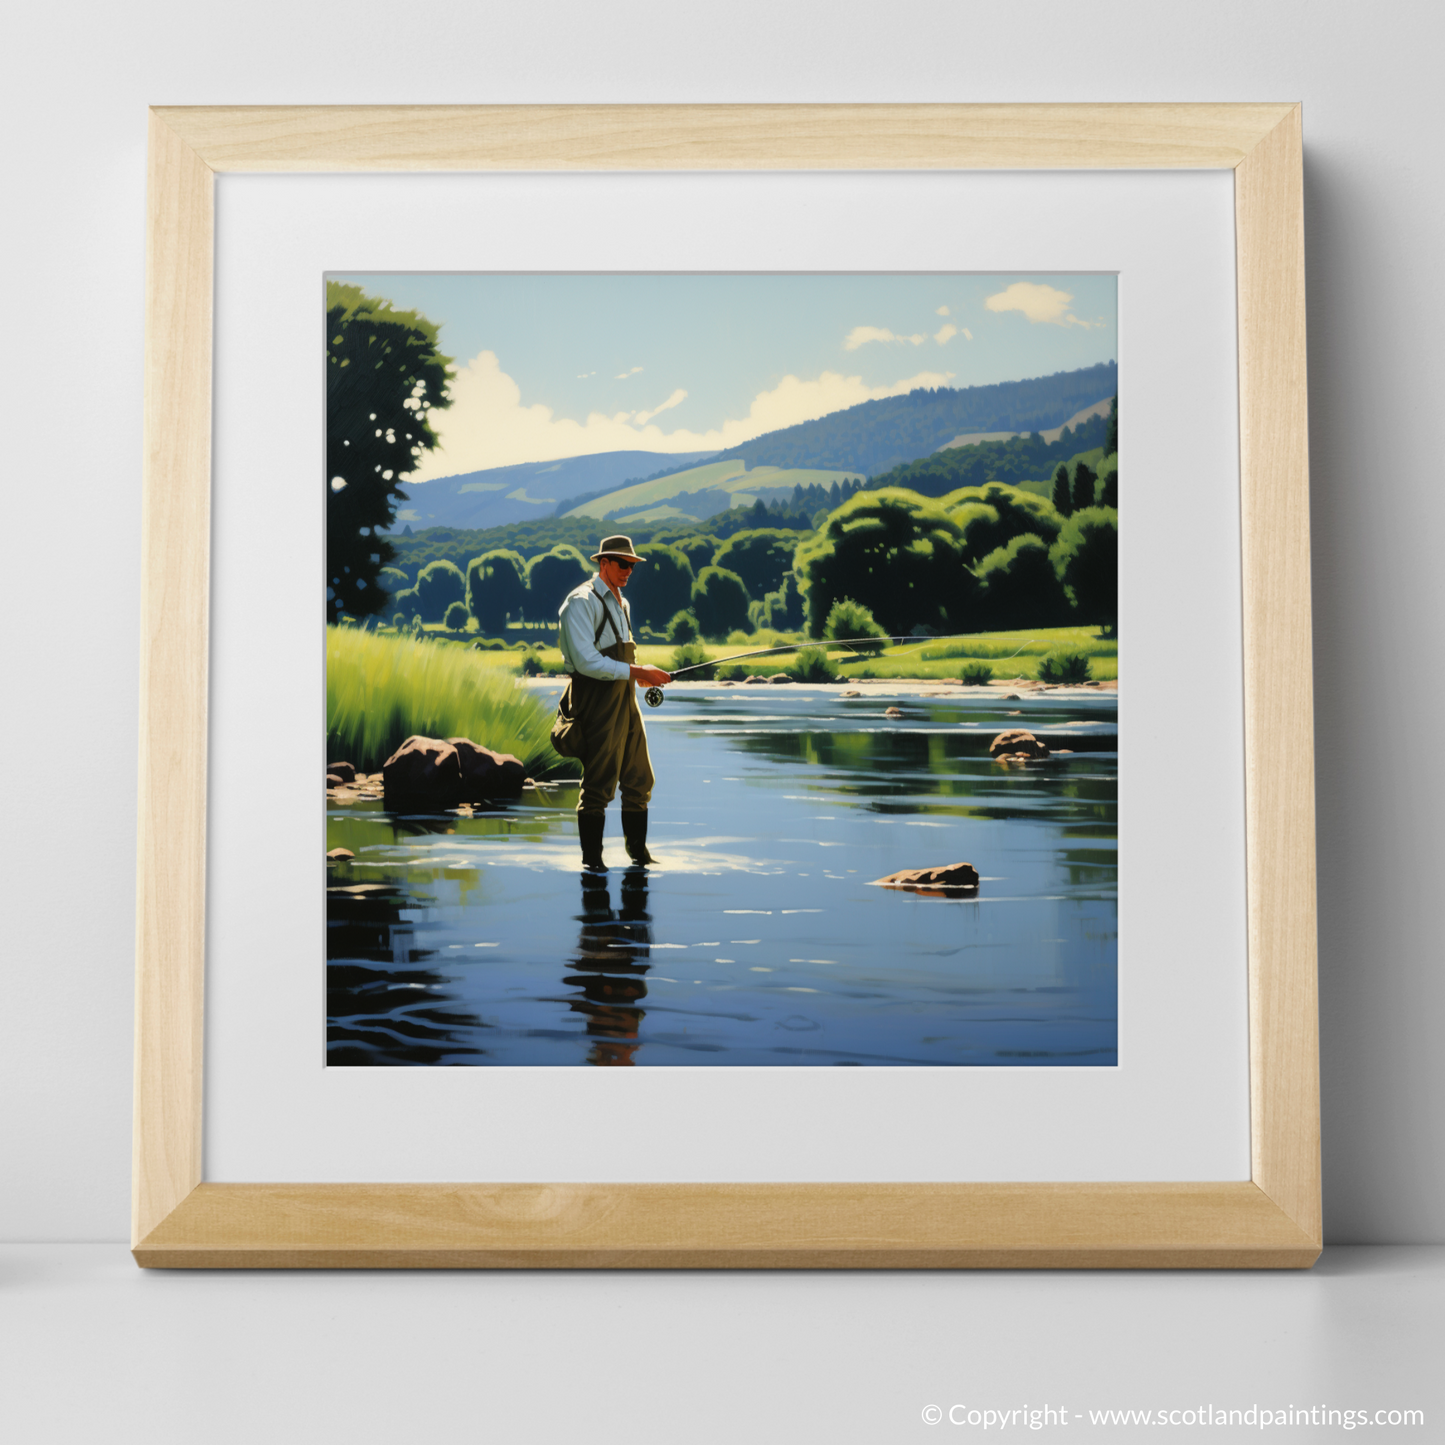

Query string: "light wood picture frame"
[[135, 103, 1318, 1268]]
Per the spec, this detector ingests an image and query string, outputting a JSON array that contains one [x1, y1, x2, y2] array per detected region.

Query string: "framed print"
[[135, 105, 1319, 1267]]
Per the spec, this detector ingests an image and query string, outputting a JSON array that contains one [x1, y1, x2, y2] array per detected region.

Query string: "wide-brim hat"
[[592, 534, 645, 563]]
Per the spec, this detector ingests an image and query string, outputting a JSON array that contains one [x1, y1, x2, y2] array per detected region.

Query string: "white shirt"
[[557, 575, 633, 682]]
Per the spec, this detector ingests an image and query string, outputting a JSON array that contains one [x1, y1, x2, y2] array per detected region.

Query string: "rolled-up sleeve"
[[559, 588, 632, 681]]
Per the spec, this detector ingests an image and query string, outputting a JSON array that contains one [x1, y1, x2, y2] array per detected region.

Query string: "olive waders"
[[559, 606, 657, 870]]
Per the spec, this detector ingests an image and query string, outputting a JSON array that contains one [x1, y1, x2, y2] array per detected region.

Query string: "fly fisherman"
[[555, 536, 672, 870]]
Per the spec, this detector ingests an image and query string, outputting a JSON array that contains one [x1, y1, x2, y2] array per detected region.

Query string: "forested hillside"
[[710, 362, 1116, 476]]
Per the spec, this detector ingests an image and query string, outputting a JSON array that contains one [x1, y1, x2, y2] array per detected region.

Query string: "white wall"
[[3, 0, 1441, 1243]]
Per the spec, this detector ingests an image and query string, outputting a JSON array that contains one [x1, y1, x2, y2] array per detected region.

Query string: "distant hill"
[[938, 396, 1115, 452], [382, 449, 717, 533], [710, 361, 1117, 477], [563, 460, 863, 525]]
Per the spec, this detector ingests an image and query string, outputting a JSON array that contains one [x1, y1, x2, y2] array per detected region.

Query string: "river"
[[326, 683, 1117, 1067]]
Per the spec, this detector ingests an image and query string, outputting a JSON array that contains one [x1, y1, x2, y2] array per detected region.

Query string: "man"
[[556, 536, 672, 869]]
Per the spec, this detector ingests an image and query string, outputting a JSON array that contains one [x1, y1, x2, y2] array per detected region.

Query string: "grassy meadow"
[[327, 626, 572, 775]]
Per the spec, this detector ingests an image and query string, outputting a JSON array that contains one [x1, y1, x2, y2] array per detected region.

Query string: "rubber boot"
[[578, 813, 607, 871], [621, 810, 657, 866]]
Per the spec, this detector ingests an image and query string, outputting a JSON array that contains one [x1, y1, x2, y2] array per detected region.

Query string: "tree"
[[627, 544, 695, 631], [793, 488, 978, 637], [944, 483, 1064, 565], [1051, 463, 1073, 518], [414, 559, 466, 621], [378, 566, 410, 596], [1071, 461, 1097, 514], [466, 550, 527, 635], [1105, 394, 1118, 457], [666, 610, 700, 644], [1098, 465, 1118, 509], [757, 573, 805, 632], [443, 601, 469, 631], [711, 529, 800, 601], [525, 545, 590, 620], [1050, 507, 1118, 631], [326, 281, 452, 623], [975, 535, 1070, 630], [691, 566, 751, 640], [672, 535, 717, 575]]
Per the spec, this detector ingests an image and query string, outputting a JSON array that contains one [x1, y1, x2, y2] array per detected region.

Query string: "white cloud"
[[936, 305, 950, 316], [406, 351, 955, 479], [934, 323, 959, 345], [844, 325, 927, 351], [576, 370, 595, 379], [633, 388, 688, 426], [984, 282, 1095, 328], [963, 328, 973, 341], [614, 365, 644, 379]]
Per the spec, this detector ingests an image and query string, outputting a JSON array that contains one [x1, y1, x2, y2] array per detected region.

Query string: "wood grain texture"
[[134, 103, 1320, 1268], [133, 112, 213, 1247], [1235, 106, 1322, 1243], [155, 103, 1297, 173], [134, 1183, 1319, 1269]]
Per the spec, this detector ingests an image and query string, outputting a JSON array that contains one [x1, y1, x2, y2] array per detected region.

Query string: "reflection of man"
[[557, 536, 671, 870], [565, 872, 653, 1065]]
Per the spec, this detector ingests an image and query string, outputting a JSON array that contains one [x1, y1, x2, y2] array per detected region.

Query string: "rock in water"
[[768, 673, 794, 684], [874, 862, 981, 890], [327, 761, 356, 783], [989, 729, 1050, 759], [326, 847, 355, 861], [884, 706, 904, 719], [448, 737, 526, 800], [383, 736, 463, 807]]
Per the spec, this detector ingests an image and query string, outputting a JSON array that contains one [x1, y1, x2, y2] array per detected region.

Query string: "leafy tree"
[[525, 545, 590, 620], [628, 544, 696, 631], [443, 601, 469, 631], [392, 587, 420, 619], [975, 534, 1071, 630], [1051, 463, 1073, 518], [414, 559, 466, 621], [1105, 394, 1118, 457], [794, 488, 978, 637], [711, 529, 800, 601], [466, 549, 527, 634], [326, 281, 452, 623], [942, 483, 1064, 565], [673, 536, 717, 575], [1051, 507, 1118, 631], [691, 566, 751, 640], [1071, 461, 1097, 514], [756, 573, 806, 632], [666, 611, 700, 645], [823, 597, 888, 653], [1098, 464, 1118, 509], [378, 566, 410, 595]]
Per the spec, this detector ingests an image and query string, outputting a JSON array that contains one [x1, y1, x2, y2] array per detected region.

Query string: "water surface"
[[326, 686, 1117, 1066]]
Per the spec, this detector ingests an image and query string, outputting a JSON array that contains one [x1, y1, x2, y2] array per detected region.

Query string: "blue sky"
[[330, 272, 1117, 481]]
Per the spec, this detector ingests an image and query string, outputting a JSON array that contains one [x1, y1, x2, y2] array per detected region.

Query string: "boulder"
[[326, 847, 355, 861], [327, 761, 356, 783], [884, 706, 904, 719], [326, 773, 345, 787], [874, 862, 980, 890], [382, 735, 462, 807], [768, 673, 794, 684], [448, 737, 526, 800], [743, 674, 769, 685], [989, 729, 1050, 759]]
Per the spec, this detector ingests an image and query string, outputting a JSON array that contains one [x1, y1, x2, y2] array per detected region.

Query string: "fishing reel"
[[644, 686, 665, 708]]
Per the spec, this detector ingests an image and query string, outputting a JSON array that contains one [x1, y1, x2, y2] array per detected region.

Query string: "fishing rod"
[[643, 633, 1031, 706]]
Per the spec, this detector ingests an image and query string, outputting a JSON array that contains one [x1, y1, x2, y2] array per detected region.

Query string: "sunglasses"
[[607, 558, 637, 572]]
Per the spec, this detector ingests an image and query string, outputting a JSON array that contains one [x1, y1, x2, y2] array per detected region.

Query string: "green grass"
[[327, 626, 572, 775]]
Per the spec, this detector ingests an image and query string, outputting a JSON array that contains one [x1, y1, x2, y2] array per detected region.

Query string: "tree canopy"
[[711, 528, 800, 601], [628, 544, 696, 631], [1051, 507, 1118, 630], [691, 566, 751, 640], [326, 281, 452, 623], [525, 545, 590, 620], [466, 549, 527, 635]]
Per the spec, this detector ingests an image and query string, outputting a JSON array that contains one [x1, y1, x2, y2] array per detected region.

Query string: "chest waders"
[[561, 598, 657, 869]]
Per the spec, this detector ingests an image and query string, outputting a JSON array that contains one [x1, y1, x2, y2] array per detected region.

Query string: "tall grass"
[[327, 626, 568, 774]]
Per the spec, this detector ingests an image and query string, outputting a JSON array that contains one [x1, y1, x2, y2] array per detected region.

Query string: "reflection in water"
[[327, 884, 487, 1065], [561, 872, 654, 1066], [324, 689, 1119, 1067]]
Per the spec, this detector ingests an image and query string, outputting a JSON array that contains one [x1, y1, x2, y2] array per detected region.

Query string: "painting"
[[324, 272, 1119, 1068]]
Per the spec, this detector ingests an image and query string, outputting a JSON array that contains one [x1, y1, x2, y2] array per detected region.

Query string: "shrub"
[[1037, 649, 1093, 683], [691, 565, 751, 640], [391, 612, 406, 631], [665, 610, 700, 645], [785, 646, 838, 683], [717, 663, 748, 681], [415, 559, 467, 621], [443, 601, 469, 631], [520, 650, 545, 677], [668, 641, 714, 680], [823, 597, 888, 654], [960, 661, 994, 685]]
